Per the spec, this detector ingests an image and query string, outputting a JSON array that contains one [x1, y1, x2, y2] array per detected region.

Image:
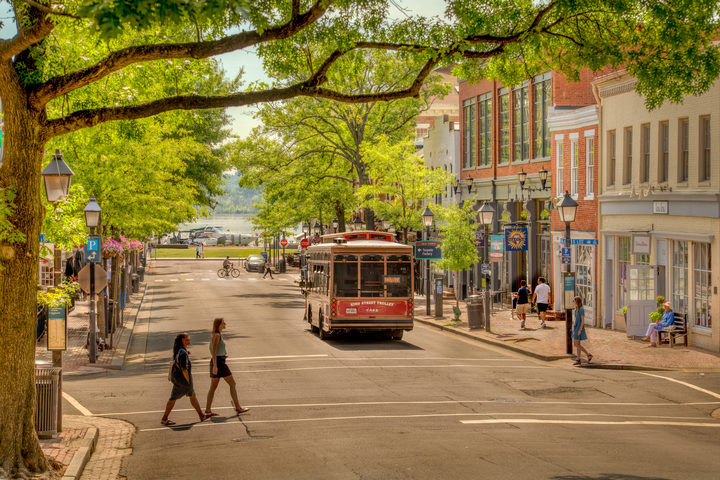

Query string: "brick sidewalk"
[[35, 294, 140, 372], [39, 427, 87, 475], [416, 295, 720, 370]]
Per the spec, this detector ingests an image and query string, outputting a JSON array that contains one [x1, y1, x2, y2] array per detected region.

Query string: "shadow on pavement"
[[552, 475, 671, 480], [307, 330, 424, 351]]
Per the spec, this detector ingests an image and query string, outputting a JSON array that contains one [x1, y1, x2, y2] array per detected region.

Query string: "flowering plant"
[[120, 236, 143, 252], [102, 238, 124, 256]]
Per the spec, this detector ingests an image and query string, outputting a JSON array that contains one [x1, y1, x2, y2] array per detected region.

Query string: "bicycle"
[[217, 264, 241, 278]]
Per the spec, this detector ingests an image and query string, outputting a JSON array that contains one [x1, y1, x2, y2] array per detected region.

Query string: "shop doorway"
[[627, 265, 656, 337]]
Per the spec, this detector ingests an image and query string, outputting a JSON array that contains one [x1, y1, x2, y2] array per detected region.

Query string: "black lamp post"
[[313, 221, 321, 240], [518, 168, 550, 192], [478, 201, 496, 332], [557, 191, 579, 354], [84, 196, 102, 364], [466, 177, 474, 193], [332, 218, 339, 233], [422, 206, 434, 315], [41, 149, 74, 203], [353, 217, 364, 232], [452, 178, 460, 195]]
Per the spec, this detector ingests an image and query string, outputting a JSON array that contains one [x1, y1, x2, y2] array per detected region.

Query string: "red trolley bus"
[[303, 231, 414, 340]]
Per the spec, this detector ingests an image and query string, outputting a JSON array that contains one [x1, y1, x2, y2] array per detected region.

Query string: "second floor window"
[[680, 119, 689, 182], [499, 90, 510, 164], [556, 141, 564, 195], [479, 94, 492, 166], [513, 86, 529, 161], [571, 140, 579, 196], [642, 125, 650, 183], [608, 131, 616, 186], [534, 77, 551, 158], [702, 117, 711, 182], [660, 122, 669, 182], [624, 128, 633, 185], [463, 99, 476, 168], [586, 137, 594, 196]]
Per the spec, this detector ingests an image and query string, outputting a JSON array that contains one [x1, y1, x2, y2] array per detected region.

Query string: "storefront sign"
[[337, 299, 408, 316], [632, 235, 652, 255], [47, 306, 67, 351], [562, 272, 576, 310], [414, 240, 442, 260], [505, 227, 528, 251], [653, 201, 669, 214], [490, 235, 504, 262]]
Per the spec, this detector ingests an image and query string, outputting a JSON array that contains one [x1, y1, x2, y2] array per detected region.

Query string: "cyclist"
[[222, 256, 232, 275]]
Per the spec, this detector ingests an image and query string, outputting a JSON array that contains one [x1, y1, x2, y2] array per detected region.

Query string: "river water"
[[180, 214, 301, 236]]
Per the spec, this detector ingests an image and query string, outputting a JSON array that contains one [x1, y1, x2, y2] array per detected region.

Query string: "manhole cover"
[[232, 437, 272, 442]]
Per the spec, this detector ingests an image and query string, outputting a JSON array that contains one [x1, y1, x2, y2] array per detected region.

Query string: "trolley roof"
[[308, 231, 411, 251]]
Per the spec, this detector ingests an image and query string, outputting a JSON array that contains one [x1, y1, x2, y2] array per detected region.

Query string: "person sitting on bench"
[[642, 301, 675, 347]]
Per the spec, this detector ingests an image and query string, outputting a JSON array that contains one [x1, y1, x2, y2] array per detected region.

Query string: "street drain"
[[233, 437, 272, 442]]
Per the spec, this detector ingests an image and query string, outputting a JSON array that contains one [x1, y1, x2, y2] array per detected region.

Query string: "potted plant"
[[656, 295, 665, 307], [622, 305, 628, 322]]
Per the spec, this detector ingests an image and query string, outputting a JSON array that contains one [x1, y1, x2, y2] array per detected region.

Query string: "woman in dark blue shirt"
[[642, 301, 675, 347]]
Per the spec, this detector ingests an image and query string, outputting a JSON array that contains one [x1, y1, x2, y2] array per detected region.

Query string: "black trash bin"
[[466, 295, 484, 330], [132, 274, 139, 293], [137, 265, 145, 282], [278, 258, 286, 273]]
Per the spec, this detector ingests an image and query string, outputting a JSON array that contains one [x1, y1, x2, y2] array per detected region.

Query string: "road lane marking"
[[202, 278, 209, 281], [636, 372, 720, 400], [461, 419, 720, 427], [170, 279, 178, 282], [63, 392, 93, 416], [186, 279, 193, 281], [138, 413, 718, 432], [97, 400, 720, 417], [230, 365, 550, 373]]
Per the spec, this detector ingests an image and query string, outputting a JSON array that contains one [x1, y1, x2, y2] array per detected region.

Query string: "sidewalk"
[[35, 286, 145, 372], [415, 295, 720, 370]]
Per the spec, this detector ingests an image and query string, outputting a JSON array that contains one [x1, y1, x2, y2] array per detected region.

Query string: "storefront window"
[[694, 242, 712, 328], [576, 245, 592, 311], [673, 241, 689, 314], [635, 254, 650, 265], [618, 237, 631, 310]]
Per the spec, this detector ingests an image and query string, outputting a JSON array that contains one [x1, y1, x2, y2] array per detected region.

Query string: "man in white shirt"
[[533, 277, 551, 328]]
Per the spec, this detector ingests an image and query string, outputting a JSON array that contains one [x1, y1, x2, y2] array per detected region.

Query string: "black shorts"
[[537, 303, 549, 313], [211, 355, 232, 378], [170, 381, 194, 401]]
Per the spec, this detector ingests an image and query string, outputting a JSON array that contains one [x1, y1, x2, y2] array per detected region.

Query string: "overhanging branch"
[[0, 16, 53, 62]]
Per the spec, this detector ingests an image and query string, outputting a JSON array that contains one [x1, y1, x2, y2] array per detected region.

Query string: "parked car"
[[245, 255, 265, 272]]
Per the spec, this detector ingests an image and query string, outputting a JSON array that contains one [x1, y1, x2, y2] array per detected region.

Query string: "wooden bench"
[[659, 313, 687, 348]]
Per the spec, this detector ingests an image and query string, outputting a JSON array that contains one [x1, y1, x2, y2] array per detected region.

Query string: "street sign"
[[261, 251, 268, 260], [414, 240, 442, 260], [78, 264, 108, 294], [84, 235, 102, 263], [559, 238, 598, 245], [280, 238, 288, 247], [47, 306, 67, 351], [300, 238, 310, 249], [481, 264, 491, 275], [561, 247, 571, 265]]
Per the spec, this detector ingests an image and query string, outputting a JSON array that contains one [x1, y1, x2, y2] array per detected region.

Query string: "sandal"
[[160, 419, 176, 426], [204, 412, 219, 418], [200, 413, 215, 421], [587, 354, 593, 364], [235, 407, 250, 415], [572, 360, 582, 366]]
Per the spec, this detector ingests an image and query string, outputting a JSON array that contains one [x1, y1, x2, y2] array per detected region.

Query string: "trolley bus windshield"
[[333, 253, 411, 298]]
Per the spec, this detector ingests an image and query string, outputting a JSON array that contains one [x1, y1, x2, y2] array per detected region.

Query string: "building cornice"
[[547, 105, 599, 132]]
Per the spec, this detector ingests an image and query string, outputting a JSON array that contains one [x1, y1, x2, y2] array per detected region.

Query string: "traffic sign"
[[78, 264, 108, 294], [561, 247, 571, 265], [300, 238, 309, 249], [84, 235, 102, 263], [280, 238, 288, 247], [481, 264, 491, 275]]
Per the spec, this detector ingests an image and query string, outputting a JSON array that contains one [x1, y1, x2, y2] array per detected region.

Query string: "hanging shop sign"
[[505, 227, 528, 252]]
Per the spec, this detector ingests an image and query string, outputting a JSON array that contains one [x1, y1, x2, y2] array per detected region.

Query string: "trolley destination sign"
[[414, 240, 442, 260]]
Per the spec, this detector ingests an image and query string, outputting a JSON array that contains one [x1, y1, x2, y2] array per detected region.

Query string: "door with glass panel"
[[627, 265, 656, 337]]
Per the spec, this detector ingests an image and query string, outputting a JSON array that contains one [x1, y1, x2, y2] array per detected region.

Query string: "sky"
[[0, 1, 448, 138]]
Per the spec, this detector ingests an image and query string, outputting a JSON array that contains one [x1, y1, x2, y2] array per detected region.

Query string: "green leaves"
[[0, 186, 27, 245], [434, 200, 479, 273]]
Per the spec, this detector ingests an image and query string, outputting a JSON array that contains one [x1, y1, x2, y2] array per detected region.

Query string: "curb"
[[80, 283, 147, 372], [415, 317, 573, 362], [61, 426, 99, 480]]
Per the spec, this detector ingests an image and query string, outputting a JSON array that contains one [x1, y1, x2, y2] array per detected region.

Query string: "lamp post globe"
[[557, 191, 579, 223], [538, 167, 549, 189], [517, 169, 528, 187], [313, 221, 321, 235], [302, 222, 309, 234], [353, 217, 364, 231], [382, 218, 390, 230], [478, 201, 495, 226], [332, 218, 339, 232], [421, 206, 434, 227], [465, 176, 474, 193], [83, 195, 102, 230], [41, 149, 74, 203]]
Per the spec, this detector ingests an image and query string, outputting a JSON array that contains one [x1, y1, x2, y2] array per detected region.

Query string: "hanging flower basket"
[[102, 238, 124, 258]]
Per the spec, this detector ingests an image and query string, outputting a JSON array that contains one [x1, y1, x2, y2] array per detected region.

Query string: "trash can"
[[137, 266, 145, 282], [35, 365, 61, 438], [278, 258, 286, 273], [466, 295, 484, 330], [132, 274, 139, 293]]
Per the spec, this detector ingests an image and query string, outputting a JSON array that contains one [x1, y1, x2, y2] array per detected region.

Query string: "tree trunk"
[[0, 64, 51, 476], [334, 201, 346, 232]]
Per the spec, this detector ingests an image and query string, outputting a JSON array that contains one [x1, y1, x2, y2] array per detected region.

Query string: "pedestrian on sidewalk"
[[195, 244, 201, 259], [161, 333, 212, 426], [199, 242, 205, 259], [205, 318, 250, 417], [572, 296, 593, 365], [514, 280, 532, 329], [533, 277, 551, 328], [642, 301, 675, 347], [263, 259, 274, 279]]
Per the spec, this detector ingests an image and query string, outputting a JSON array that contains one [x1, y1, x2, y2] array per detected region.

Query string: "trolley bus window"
[[386, 260, 412, 297], [333, 255, 358, 297], [360, 255, 384, 297]]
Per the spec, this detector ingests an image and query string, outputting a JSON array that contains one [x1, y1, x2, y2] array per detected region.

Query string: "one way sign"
[[84, 235, 102, 263]]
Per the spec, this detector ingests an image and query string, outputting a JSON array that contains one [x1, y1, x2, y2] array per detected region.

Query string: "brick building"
[[547, 106, 600, 325], [456, 70, 599, 302], [595, 71, 719, 352]]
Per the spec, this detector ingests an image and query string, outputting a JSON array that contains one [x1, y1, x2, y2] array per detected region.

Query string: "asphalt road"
[[62, 260, 720, 480]]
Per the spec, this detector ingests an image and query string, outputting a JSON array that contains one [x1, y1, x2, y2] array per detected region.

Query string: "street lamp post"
[[422, 207, 434, 316], [478, 201, 496, 332], [332, 218, 339, 233], [382, 218, 390, 231], [84, 196, 102, 364], [353, 216, 364, 232], [557, 191, 579, 355]]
